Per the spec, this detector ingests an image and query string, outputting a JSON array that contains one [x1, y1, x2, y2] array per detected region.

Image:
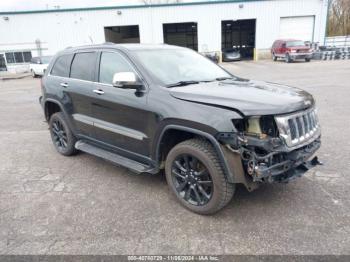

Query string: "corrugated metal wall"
[[0, 0, 328, 56]]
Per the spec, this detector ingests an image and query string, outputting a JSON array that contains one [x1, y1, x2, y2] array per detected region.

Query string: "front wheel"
[[285, 53, 292, 63], [272, 53, 277, 61], [305, 58, 311, 62], [165, 139, 235, 215]]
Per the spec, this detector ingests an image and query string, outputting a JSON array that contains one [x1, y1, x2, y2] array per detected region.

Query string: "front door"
[[90, 51, 151, 158]]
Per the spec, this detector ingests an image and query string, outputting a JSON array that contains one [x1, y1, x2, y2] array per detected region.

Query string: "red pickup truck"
[[271, 39, 312, 63]]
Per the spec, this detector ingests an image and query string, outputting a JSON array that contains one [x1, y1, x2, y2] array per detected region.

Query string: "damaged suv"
[[40, 44, 321, 214]]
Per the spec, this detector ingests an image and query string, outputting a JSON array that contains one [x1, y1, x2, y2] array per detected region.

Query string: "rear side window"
[[51, 54, 73, 77], [70, 52, 96, 81], [99, 52, 136, 85]]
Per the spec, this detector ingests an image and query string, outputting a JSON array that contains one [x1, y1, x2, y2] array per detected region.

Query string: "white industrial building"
[[0, 0, 329, 73]]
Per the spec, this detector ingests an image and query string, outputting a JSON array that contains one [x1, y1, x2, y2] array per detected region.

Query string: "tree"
[[327, 0, 350, 36]]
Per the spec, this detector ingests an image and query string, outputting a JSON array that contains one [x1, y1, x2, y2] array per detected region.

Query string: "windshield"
[[133, 48, 232, 86], [286, 41, 305, 47], [41, 56, 52, 64]]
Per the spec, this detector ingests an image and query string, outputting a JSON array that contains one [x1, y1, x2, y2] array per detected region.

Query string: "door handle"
[[93, 89, 105, 95], [60, 83, 68, 88]]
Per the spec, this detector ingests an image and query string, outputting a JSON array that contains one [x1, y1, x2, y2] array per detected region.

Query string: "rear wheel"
[[165, 138, 235, 215], [49, 112, 77, 156], [305, 58, 311, 62]]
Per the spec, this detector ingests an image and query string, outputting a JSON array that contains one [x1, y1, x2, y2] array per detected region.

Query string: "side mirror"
[[112, 72, 143, 89], [281, 43, 286, 48]]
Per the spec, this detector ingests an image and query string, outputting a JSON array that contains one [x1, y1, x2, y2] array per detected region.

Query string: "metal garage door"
[[279, 16, 315, 41]]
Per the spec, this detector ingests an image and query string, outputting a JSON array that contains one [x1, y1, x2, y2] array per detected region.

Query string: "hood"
[[169, 79, 314, 116]]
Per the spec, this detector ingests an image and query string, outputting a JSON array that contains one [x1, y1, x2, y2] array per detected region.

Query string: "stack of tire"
[[313, 46, 350, 60]]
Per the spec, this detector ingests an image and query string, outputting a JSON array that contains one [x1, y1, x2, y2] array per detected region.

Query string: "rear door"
[[49, 52, 98, 138], [66, 51, 99, 138], [90, 50, 151, 157]]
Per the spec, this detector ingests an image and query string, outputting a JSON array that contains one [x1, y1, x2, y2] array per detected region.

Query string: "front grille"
[[275, 107, 320, 147]]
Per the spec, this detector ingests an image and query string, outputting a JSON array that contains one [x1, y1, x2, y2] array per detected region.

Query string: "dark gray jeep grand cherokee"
[[40, 44, 321, 214]]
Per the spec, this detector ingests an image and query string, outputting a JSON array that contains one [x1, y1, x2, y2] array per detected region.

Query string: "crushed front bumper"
[[219, 132, 322, 188], [253, 138, 321, 183]]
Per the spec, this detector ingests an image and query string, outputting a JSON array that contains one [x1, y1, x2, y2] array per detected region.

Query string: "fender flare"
[[43, 98, 75, 132], [155, 124, 235, 183]]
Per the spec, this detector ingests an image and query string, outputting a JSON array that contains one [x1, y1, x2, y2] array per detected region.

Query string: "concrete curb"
[[0, 73, 32, 81]]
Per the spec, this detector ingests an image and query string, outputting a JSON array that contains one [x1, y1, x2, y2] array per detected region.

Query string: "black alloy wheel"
[[165, 139, 235, 214], [51, 119, 68, 151], [49, 112, 77, 156], [171, 154, 213, 206]]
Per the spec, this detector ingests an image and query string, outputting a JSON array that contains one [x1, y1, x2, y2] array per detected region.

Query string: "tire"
[[305, 58, 311, 62], [49, 112, 78, 156], [285, 53, 292, 63], [165, 138, 235, 215], [272, 53, 277, 61], [31, 69, 37, 78]]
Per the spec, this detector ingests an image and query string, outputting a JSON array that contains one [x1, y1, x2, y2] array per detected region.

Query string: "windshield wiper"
[[166, 80, 200, 88], [215, 77, 236, 81]]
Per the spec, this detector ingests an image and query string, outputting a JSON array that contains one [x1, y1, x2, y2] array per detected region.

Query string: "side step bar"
[[75, 140, 158, 174]]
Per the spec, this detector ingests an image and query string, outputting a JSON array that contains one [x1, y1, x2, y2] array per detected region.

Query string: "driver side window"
[[99, 52, 135, 85]]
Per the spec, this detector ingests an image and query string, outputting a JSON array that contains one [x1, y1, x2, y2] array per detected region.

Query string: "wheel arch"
[[43, 98, 69, 122], [155, 125, 235, 183]]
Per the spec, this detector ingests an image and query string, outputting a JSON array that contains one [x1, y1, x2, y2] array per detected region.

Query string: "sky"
[[0, 0, 207, 12]]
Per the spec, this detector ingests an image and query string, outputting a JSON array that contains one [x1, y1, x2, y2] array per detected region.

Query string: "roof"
[[61, 43, 184, 53], [0, 0, 265, 15]]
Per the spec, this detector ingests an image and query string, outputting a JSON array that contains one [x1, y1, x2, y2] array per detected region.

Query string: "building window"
[[5, 51, 32, 64], [163, 22, 198, 51], [14, 52, 24, 63], [5, 53, 15, 64], [23, 52, 32, 62]]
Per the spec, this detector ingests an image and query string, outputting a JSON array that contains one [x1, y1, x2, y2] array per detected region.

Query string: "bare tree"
[[327, 0, 350, 36]]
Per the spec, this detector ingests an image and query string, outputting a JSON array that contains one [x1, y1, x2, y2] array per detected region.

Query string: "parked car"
[[271, 39, 312, 63], [40, 44, 321, 214], [203, 52, 220, 63], [222, 48, 241, 62], [30, 56, 52, 77]]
